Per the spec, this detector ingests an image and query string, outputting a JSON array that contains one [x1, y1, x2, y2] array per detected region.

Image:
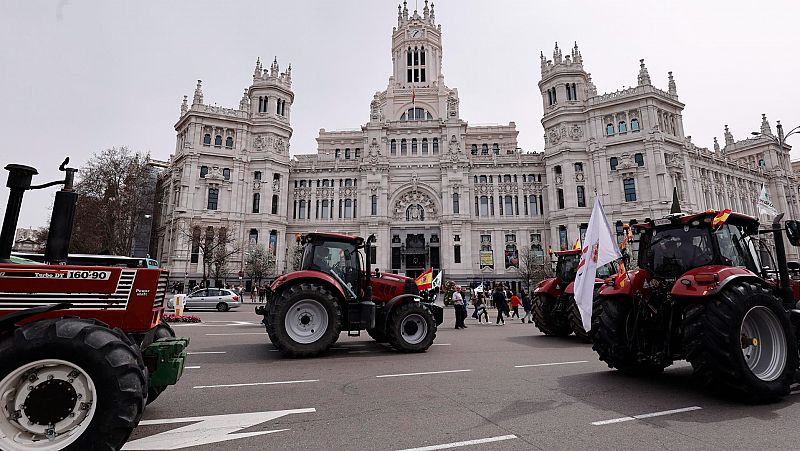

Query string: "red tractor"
[[592, 208, 800, 402], [532, 250, 615, 340], [255, 233, 443, 357], [0, 160, 189, 450]]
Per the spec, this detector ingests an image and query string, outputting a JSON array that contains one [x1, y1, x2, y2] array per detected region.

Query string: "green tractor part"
[[143, 336, 190, 388]]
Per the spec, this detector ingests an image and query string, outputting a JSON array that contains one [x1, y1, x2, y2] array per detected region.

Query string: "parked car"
[[168, 288, 242, 312]]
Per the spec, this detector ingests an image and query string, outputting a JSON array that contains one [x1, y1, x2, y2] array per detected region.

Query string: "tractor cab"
[[554, 250, 580, 287], [301, 233, 363, 299]]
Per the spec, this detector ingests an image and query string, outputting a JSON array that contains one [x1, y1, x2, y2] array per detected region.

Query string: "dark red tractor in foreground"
[[532, 250, 615, 340], [0, 160, 189, 450], [256, 233, 443, 357], [592, 208, 800, 402]]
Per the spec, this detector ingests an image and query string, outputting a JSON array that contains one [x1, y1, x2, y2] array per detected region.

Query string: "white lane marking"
[[194, 379, 319, 389], [376, 369, 472, 378], [205, 332, 266, 336], [184, 366, 201, 369], [515, 360, 588, 368], [592, 406, 702, 426], [431, 343, 451, 346], [187, 351, 226, 355], [397, 434, 517, 451], [123, 408, 315, 450]]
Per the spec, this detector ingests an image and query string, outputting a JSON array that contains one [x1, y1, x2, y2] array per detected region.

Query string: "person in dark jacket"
[[521, 289, 532, 323], [493, 286, 507, 325]]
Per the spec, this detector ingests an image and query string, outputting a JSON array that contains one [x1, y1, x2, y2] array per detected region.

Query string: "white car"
[[169, 288, 242, 312]]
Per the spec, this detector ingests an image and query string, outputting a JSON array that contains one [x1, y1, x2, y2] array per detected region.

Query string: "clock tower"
[[391, 0, 443, 88]]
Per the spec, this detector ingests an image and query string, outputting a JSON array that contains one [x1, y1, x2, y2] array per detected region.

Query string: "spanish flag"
[[615, 261, 628, 288], [712, 208, 732, 229], [573, 238, 582, 250], [415, 267, 433, 290]]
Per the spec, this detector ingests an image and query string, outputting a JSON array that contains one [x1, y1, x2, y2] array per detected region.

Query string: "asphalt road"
[[125, 305, 800, 450]]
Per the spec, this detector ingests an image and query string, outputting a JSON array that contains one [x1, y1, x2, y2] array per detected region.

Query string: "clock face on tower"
[[410, 28, 421, 38]]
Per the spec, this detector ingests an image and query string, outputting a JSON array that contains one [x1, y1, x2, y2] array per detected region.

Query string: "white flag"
[[574, 198, 622, 332], [431, 270, 442, 289], [757, 183, 778, 217]]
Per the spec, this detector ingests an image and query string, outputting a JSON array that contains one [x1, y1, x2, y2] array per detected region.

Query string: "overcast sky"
[[2, 0, 799, 229]]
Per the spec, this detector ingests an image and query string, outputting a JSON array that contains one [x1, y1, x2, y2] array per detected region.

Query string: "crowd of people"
[[450, 284, 533, 329]]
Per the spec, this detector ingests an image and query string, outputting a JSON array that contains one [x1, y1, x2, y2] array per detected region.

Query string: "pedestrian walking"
[[521, 289, 533, 324], [493, 286, 506, 325], [510, 292, 521, 319], [474, 294, 489, 323], [258, 286, 266, 303], [452, 286, 467, 329], [250, 287, 256, 302]]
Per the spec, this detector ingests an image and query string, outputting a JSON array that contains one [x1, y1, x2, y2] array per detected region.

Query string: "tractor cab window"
[[714, 224, 757, 272], [596, 261, 617, 279], [304, 240, 360, 297], [555, 254, 580, 283], [640, 225, 713, 278]]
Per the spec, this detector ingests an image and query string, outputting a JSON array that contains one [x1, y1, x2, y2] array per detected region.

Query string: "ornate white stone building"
[[154, 2, 797, 290]]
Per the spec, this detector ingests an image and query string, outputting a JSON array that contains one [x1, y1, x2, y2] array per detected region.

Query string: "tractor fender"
[[533, 278, 561, 297], [598, 268, 650, 297], [670, 266, 765, 298], [0, 303, 72, 333], [564, 282, 575, 295], [270, 270, 346, 300]]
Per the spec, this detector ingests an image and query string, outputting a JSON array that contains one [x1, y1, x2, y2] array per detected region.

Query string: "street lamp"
[[751, 120, 800, 155]]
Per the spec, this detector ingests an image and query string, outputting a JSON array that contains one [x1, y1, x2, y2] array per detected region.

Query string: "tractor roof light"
[[694, 273, 718, 285]]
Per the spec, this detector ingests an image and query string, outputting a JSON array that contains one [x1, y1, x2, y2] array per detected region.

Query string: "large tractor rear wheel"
[[387, 303, 437, 352], [266, 283, 342, 357], [592, 295, 666, 374], [0, 318, 146, 451], [568, 298, 592, 343], [146, 323, 176, 405], [683, 281, 797, 402], [531, 294, 571, 337]]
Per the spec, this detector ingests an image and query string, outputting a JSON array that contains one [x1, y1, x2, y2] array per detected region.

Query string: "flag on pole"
[[572, 238, 581, 250], [431, 270, 442, 290], [757, 184, 778, 217], [711, 208, 732, 229], [415, 267, 433, 290], [615, 261, 628, 288], [574, 198, 622, 332], [619, 225, 633, 250], [411, 86, 416, 106]]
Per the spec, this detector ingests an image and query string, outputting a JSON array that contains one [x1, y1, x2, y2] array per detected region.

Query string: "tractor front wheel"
[[387, 303, 437, 352], [266, 283, 342, 357], [568, 298, 592, 343], [683, 281, 797, 402], [531, 294, 572, 337], [0, 318, 146, 451]]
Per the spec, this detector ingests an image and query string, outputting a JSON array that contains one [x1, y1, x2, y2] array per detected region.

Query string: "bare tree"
[[244, 244, 277, 288], [287, 240, 304, 272], [517, 250, 552, 292], [71, 147, 155, 255], [182, 222, 240, 286]]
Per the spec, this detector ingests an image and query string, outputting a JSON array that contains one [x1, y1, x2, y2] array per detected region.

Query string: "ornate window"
[[298, 200, 306, 219], [479, 196, 489, 216], [606, 124, 615, 136], [504, 195, 513, 215], [492, 143, 500, 154], [610, 157, 619, 170], [618, 121, 627, 133], [271, 195, 278, 214], [471, 144, 478, 155], [401, 139, 407, 156], [371, 195, 377, 215], [554, 165, 562, 175], [225, 136, 234, 148], [481, 144, 488, 155], [623, 178, 637, 202], [634, 153, 645, 166], [401, 107, 432, 121], [574, 162, 583, 172], [432, 138, 438, 154], [479, 175, 487, 183], [390, 139, 397, 155], [203, 134, 211, 145], [200, 166, 208, 178], [252, 193, 260, 213], [322, 199, 330, 219], [207, 188, 219, 210], [411, 138, 418, 155], [254, 171, 261, 181], [344, 199, 353, 218], [557, 189, 565, 209], [214, 135, 223, 146], [452, 193, 460, 214], [503, 174, 512, 183], [406, 46, 426, 83], [631, 118, 640, 131], [248, 229, 258, 245], [345, 148, 351, 160], [559, 225, 568, 250], [422, 138, 428, 155], [222, 168, 231, 180], [577, 186, 586, 207]]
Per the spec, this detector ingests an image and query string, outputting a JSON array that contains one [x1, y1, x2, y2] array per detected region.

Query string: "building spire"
[[430, 1, 435, 21], [713, 137, 720, 153], [180, 95, 188, 115], [724, 125, 734, 146], [667, 71, 677, 95], [270, 57, 279, 77], [423, 0, 429, 19], [402, 0, 408, 19], [571, 41, 582, 64], [637, 59, 651, 86], [192, 80, 203, 105], [760, 113, 773, 136], [254, 57, 262, 78], [587, 73, 597, 96], [553, 42, 562, 64]]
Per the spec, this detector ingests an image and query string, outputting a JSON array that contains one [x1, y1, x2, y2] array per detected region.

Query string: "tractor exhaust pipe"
[[772, 213, 794, 309], [0, 164, 39, 262], [44, 160, 78, 265]]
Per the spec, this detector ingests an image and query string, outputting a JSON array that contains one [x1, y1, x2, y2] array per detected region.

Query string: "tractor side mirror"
[[786, 220, 800, 246]]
